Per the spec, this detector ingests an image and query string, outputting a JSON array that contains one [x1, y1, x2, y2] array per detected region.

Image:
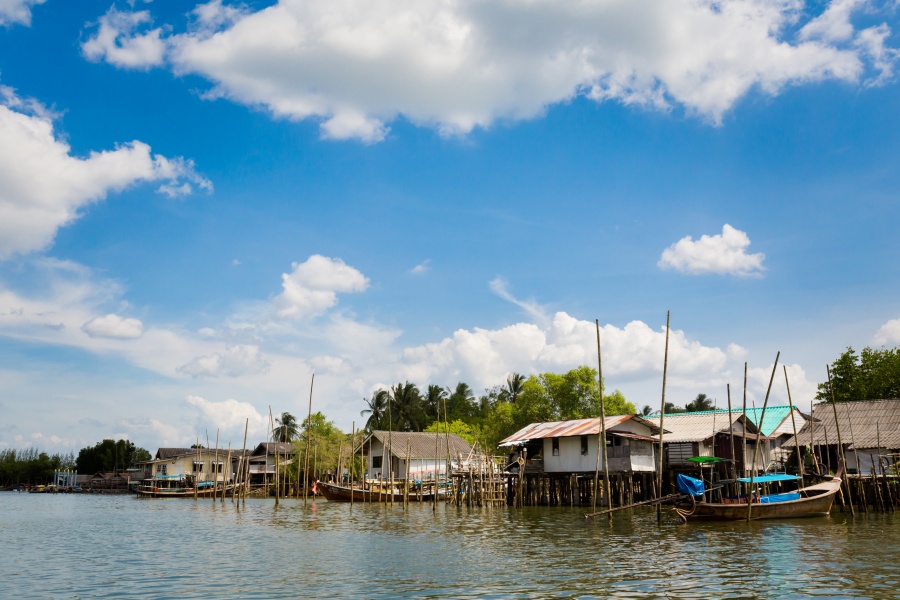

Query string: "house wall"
[[541, 436, 656, 473], [365, 438, 450, 479], [846, 448, 895, 474]]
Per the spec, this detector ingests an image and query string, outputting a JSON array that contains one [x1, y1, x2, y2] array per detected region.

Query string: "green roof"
[[646, 406, 795, 437]]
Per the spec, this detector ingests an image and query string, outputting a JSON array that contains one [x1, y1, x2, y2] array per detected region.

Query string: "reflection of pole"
[[827, 365, 854, 516], [747, 352, 779, 522], [304, 374, 315, 505], [656, 311, 670, 524], [783, 366, 804, 484]]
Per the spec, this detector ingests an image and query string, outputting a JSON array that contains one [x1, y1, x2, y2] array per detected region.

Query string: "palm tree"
[[685, 393, 715, 412], [360, 389, 389, 432], [446, 382, 475, 421], [499, 373, 525, 403], [390, 381, 424, 432], [424, 384, 447, 422], [273, 412, 299, 442]]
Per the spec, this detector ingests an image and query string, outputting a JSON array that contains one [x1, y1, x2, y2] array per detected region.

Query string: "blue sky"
[[1, 0, 898, 454]]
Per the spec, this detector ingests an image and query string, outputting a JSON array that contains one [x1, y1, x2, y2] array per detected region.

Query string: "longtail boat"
[[673, 465, 843, 521], [316, 480, 439, 503]]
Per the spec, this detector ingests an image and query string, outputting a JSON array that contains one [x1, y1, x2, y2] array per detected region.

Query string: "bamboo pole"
[[213, 429, 220, 504], [845, 405, 866, 512], [194, 437, 200, 500], [405, 440, 411, 507], [434, 416, 440, 511], [224, 444, 231, 503], [269, 407, 279, 506], [742, 363, 748, 477], [783, 366, 804, 483], [727, 385, 736, 485], [595, 319, 612, 519], [350, 422, 355, 508], [746, 352, 780, 521], [827, 365, 854, 515], [444, 395, 452, 503], [656, 310, 670, 524], [304, 373, 315, 505]]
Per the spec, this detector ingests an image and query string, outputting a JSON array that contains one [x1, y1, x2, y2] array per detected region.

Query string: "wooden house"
[[246, 442, 294, 486], [358, 431, 474, 481], [498, 415, 662, 474], [782, 398, 900, 475], [145, 447, 236, 485]]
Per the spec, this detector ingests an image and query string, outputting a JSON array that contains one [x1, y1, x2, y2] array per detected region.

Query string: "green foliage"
[[816, 346, 900, 403], [390, 381, 425, 431], [361, 389, 390, 432], [273, 412, 300, 442], [0, 448, 75, 486], [685, 393, 715, 412], [75, 439, 150, 473], [423, 419, 479, 446]]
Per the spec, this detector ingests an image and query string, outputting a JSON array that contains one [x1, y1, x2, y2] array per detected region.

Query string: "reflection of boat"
[[316, 480, 440, 503], [674, 467, 843, 521], [136, 475, 234, 498]]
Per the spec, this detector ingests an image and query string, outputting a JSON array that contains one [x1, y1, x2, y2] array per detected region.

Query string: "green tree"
[[603, 390, 638, 416], [423, 384, 447, 422], [499, 373, 525, 404], [685, 393, 715, 412], [390, 381, 425, 431], [361, 389, 390, 432], [273, 411, 300, 442], [423, 419, 479, 446], [446, 382, 477, 421], [817, 346, 900, 402], [75, 439, 149, 473]]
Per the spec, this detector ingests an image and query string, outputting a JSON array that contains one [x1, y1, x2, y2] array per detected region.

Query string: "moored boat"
[[136, 474, 234, 498], [316, 480, 440, 503]]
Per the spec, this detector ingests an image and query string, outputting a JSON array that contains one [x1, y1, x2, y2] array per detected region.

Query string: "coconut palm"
[[360, 389, 390, 432], [424, 384, 447, 422], [273, 412, 300, 442], [499, 372, 525, 404], [446, 382, 476, 421], [390, 381, 424, 432], [685, 393, 715, 412]]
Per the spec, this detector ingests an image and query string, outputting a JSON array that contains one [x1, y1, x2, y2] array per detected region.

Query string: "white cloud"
[[81, 0, 895, 142], [275, 255, 370, 318], [489, 277, 549, 325], [411, 259, 431, 275], [0, 0, 45, 26], [82, 313, 144, 339], [658, 224, 766, 277], [81, 7, 167, 69], [0, 87, 212, 259], [184, 395, 268, 444], [177, 344, 271, 378], [873, 318, 900, 346]]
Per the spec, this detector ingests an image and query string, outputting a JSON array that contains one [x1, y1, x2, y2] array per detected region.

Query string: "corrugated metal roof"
[[644, 412, 762, 443], [782, 399, 900, 450], [498, 415, 661, 446], [645, 406, 800, 437], [366, 431, 474, 459]]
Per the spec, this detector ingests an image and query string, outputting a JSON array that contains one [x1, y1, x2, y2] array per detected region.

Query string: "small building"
[[498, 415, 662, 474], [246, 442, 294, 486], [145, 447, 237, 485], [358, 431, 475, 481], [782, 398, 900, 475]]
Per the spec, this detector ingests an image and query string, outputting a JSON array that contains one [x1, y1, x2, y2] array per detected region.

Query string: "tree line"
[[0, 439, 152, 486]]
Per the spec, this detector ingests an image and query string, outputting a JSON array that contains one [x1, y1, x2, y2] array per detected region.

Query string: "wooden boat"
[[136, 475, 234, 498], [316, 480, 440, 503], [674, 471, 843, 521]]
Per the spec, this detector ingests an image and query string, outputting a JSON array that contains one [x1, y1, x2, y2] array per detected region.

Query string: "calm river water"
[[2, 493, 899, 599]]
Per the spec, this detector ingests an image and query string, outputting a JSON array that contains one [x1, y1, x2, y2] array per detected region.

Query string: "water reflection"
[[2, 494, 899, 599]]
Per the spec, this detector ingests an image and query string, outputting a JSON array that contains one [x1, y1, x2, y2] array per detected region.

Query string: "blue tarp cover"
[[736, 474, 800, 483], [676, 473, 705, 497], [759, 491, 801, 503]]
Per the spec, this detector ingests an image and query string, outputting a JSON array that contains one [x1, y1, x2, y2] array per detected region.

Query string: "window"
[[552, 438, 560, 456], [372, 456, 383, 469], [157, 464, 167, 475], [581, 435, 589, 456], [192, 462, 203, 473], [213, 462, 224, 474]]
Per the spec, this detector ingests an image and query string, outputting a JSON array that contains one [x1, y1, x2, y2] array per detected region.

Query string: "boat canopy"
[[736, 474, 800, 483]]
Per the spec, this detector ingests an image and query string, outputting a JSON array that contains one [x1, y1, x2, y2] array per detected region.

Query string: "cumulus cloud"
[[658, 224, 766, 277], [275, 255, 370, 318], [0, 0, 45, 26], [81, 7, 167, 69], [79, 0, 896, 142], [0, 87, 212, 259], [873, 318, 900, 346], [177, 344, 271, 378], [82, 313, 144, 339], [184, 395, 268, 443]]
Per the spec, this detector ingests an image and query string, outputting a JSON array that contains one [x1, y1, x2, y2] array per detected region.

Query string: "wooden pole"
[[405, 439, 411, 507], [595, 319, 612, 519], [269, 407, 279, 505], [783, 366, 804, 483], [224, 444, 231, 503], [237, 419, 248, 503], [350, 422, 355, 507], [845, 405, 867, 511], [194, 437, 200, 500], [304, 373, 315, 505], [827, 365, 854, 515], [727, 384, 736, 485], [213, 429, 220, 504], [747, 352, 779, 521], [656, 310, 670, 524], [742, 363, 748, 477]]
